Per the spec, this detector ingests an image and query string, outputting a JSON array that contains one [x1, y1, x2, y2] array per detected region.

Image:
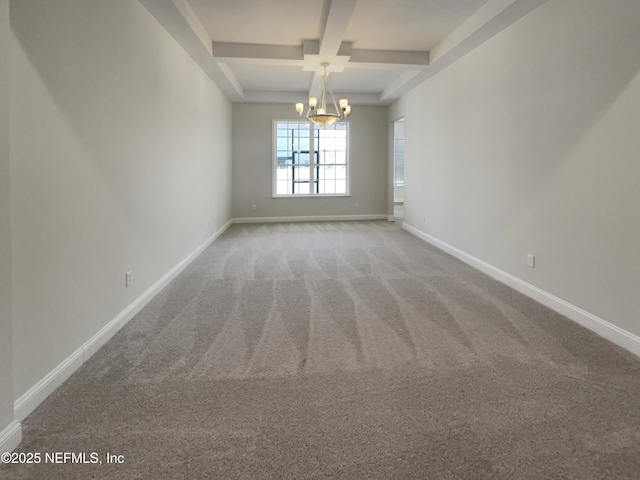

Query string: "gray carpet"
[[3, 221, 640, 479]]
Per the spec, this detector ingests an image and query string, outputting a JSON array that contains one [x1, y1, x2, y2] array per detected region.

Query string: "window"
[[273, 121, 349, 196], [394, 137, 404, 186]]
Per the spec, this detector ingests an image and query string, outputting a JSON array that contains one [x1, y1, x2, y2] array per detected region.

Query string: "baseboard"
[[13, 348, 84, 422], [0, 420, 22, 453], [14, 219, 233, 422], [233, 214, 388, 224], [403, 222, 640, 358]]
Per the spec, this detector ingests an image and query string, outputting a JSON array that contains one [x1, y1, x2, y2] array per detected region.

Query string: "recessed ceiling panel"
[[187, 0, 325, 45], [229, 64, 312, 92], [345, 0, 490, 51]]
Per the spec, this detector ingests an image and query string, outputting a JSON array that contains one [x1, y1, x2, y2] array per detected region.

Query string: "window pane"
[[276, 166, 288, 181], [276, 181, 289, 195], [317, 166, 342, 195], [318, 165, 335, 181], [294, 166, 310, 180], [321, 141, 332, 152], [295, 182, 310, 194], [320, 151, 336, 164], [277, 151, 291, 165], [294, 151, 310, 165], [322, 130, 335, 139], [277, 138, 289, 150]]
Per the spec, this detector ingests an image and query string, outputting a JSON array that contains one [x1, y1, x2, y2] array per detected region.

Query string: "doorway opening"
[[393, 118, 405, 223]]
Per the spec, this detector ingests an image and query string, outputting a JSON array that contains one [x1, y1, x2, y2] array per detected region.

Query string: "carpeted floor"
[[3, 221, 640, 479]]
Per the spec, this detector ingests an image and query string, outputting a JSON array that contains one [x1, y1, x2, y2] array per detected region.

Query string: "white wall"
[[395, 0, 640, 339], [233, 103, 389, 219], [0, 0, 16, 445], [10, 0, 232, 400]]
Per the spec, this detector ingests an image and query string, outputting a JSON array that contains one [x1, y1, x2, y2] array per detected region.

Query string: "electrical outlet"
[[527, 254, 535, 268], [126, 271, 132, 287], [251, 204, 256, 211], [354, 202, 359, 208]]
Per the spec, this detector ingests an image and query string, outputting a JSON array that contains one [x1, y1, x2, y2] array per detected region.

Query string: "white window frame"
[[272, 120, 350, 198]]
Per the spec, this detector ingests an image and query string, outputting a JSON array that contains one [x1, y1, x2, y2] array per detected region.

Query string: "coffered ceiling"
[[139, 0, 547, 105]]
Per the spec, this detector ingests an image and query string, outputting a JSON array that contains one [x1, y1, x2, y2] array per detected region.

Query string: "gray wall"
[[10, 0, 232, 399], [0, 0, 14, 437], [393, 0, 640, 337], [233, 103, 389, 219]]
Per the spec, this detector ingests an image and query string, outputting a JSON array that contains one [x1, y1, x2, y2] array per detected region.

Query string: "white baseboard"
[[233, 214, 388, 224], [14, 220, 233, 422], [0, 421, 22, 453], [403, 222, 640, 358], [13, 348, 84, 422]]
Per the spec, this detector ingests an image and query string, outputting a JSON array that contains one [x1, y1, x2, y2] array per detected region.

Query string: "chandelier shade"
[[296, 63, 351, 126]]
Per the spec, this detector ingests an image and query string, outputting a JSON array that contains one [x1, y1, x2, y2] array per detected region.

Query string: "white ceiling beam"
[[216, 63, 244, 98], [334, 92, 381, 106], [213, 43, 303, 62], [318, 0, 358, 62], [138, 0, 209, 55], [348, 49, 429, 67], [243, 91, 313, 104], [380, 0, 549, 102], [308, 0, 358, 100], [211, 42, 428, 70], [170, 0, 212, 55], [430, 0, 545, 63], [138, 0, 244, 101], [243, 90, 380, 106], [380, 71, 423, 103]]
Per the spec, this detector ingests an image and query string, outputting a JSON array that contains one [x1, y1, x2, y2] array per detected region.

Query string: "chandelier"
[[295, 63, 351, 127]]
